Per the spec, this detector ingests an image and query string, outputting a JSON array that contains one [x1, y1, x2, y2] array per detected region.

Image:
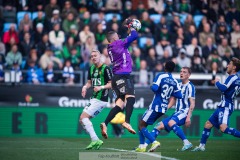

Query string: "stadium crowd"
[[0, 0, 240, 85]]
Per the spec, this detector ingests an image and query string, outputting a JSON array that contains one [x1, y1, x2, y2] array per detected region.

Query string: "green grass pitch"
[[0, 137, 239, 160]]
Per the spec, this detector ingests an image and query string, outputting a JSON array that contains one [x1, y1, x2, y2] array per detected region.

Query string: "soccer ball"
[[131, 19, 141, 31]]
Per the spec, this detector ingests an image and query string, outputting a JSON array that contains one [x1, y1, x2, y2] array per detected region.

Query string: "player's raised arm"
[[124, 19, 139, 47]]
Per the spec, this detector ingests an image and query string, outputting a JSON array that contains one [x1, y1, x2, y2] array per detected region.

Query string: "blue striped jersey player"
[[135, 61, 182, 152], [192, 57, 240, 151], [143, 67, 196, 152]]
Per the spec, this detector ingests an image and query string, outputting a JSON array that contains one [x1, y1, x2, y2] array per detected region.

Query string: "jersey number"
[[161, 84, 174, 99]]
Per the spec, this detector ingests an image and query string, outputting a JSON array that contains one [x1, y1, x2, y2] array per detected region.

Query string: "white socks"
[[183, 139, 191, 145], [81, 118, 98, 141]]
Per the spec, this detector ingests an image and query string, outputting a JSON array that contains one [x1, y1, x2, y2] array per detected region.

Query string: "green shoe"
[[92, 140, 103, 150], [148, 141, 160, 152], [85, 141, 97, 150], [135, 147, 146, 152]]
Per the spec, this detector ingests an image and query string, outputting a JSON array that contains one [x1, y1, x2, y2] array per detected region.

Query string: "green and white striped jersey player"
[[80, 50, 112, 150]]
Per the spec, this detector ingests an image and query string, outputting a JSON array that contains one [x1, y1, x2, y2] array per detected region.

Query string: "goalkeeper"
[[100, 18, 139, 139]]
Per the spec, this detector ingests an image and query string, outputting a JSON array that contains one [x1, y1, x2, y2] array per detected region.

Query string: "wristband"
[[101, 86, 105, 89]]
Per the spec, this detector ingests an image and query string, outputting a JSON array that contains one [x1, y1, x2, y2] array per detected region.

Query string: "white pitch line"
[[103, 147, 179, 160]]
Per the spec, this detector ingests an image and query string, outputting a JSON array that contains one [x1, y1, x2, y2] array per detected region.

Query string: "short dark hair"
[[106, 31, 117, 43], [182, 67, 191, 75], [165, 61, 175, 72], [231, 57, 240, 72]]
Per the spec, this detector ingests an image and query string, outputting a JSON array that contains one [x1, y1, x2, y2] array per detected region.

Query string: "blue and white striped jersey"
[[150, 72, 182, 113], [216, 74, 240, 110], [175, 81, 195, 114]]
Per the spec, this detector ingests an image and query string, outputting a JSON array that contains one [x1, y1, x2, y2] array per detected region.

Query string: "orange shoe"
[[122, 122, 136, 134], [100, 123, 108, 139]]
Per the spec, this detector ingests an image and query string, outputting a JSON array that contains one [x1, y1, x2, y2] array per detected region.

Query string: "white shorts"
[[83, 98, 108, 118]]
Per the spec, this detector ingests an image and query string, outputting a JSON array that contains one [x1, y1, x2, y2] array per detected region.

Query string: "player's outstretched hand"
[[124, 18, 133, 28]]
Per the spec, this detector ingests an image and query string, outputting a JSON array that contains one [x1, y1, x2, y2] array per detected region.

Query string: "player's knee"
[[220, 124, 227, 133], [138, 120, 147, 130], [155, 122, 164, 131], [168, 120, 176, 127], [204, 121, 213, 129]]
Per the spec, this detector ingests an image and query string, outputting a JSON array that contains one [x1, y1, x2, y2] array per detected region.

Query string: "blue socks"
[[140, 128, 155, 143], [139, 130, 145, 144], [200, 128, 211, 145], [171, 124, 186, 141], [145, 128, 160, 145], [224, 127, 240, 138]]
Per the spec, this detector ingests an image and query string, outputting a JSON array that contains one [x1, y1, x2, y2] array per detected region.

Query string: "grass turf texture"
[[0, 138, 239, 160]]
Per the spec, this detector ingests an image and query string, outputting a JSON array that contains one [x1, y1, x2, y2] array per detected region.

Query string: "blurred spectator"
[[132, 48, 141, 71], [33, 23, 45, 45], [11, 61, 23, 81], [139, 11, 154, 37], [100, 47, 111, 66], [62, 12, 79, 34], [233, 38, 240, 58], [5, 45, 22, 68], [17, 0, 30, 11], [0, 39, 6, 56], [155, 37, 173, 59], [206, 0, 224, 25], [155, 24, 170, 43], [160, 50, 172, 64], [122, 1, 134, 20], [212, 15, 226, 33], [183, 14, 195, 34], [61, 0, 78, 19], [176, 0, 191, 14], [49, 23, 65, 50], [46, 62, 55, 83], [36, 34, 52, 58], [39, 48, 62, 70], [184, 24, 198, 45], [215, 22, 230, 45], [62, 37, 80, 59], [105, 0, 122, 13], [2, 0, 16, 12], [172, 37, 184, 58], [176, 48, 191, 70], [25, 49, 39, 69], [222, 49, 233, 70], [65, 48, 81, 70], [199, 23, 215, 46], [91, 11, 106, 31], [154, 16, 167, 37], [226, 5, 240, 25], [95, 23, 106, 48], [230, 24, 240, 48], [33, 11, 50, 32], [81, 11, 91, 25], [170, 15, 182, 34], [19, 24, 33, 42], [106, 14, 120, 31], [86, 0, 106, 14], [206, 49, 223, 73], [134, 2, 147, 19], [44, 0, 60, 20], [208, 62, 221, 86], [146, 47, 157, 71], [19, 13, 32, 31], [202, 37, 217, 61], [50, 9, 62, 27], [186, 37, 202, 57], [171, 27, 185, 44], [62, 59, 75, 85], [19, 32, 34, 59], [66, 25, 81, 43], [29, 0, 46, 11], [153, 62, 163, 74], [81, 36, 98, 62], [141, 37, 154, 57], [79, 25, 95, 44], [26, 60, 44, 84], [2, 24, 19, 46], [191, 47, 206, 73], [0, 64, 4, 82], [138, 60, 148, 86], [148, 0, 164, 14], [217, 38, 234, 57], [163, 0, 177, 16], [197, 16, 209, 33]]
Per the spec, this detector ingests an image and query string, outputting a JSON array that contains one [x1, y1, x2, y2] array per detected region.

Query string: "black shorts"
[[112, 74, 135, 101]]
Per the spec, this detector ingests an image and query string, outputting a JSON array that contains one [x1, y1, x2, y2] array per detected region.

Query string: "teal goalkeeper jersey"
[[88, 64, 112, 102]]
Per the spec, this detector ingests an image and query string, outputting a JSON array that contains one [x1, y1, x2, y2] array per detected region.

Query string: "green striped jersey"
[[88, 64, 112, 102]]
